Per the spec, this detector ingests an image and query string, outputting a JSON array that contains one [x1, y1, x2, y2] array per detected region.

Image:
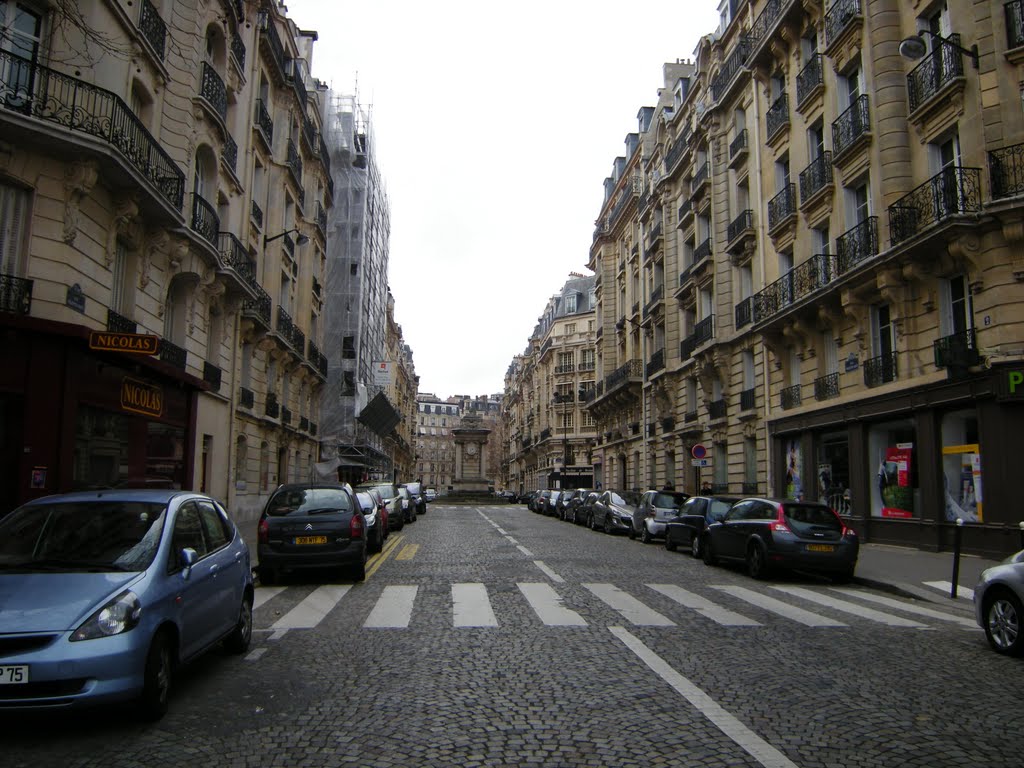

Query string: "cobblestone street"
[[6, 505, 1021, 768]]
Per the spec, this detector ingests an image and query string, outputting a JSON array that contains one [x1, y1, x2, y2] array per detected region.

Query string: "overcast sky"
[[284, 1, 721, 398]]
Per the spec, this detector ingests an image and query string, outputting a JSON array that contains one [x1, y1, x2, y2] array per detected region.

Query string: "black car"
[[590, 490, 641, 534], [553, 490, 574, 520], [565, 488, 595, 524], [576, 491, 601, 526], [664, 495, 739, 557], [257, 483, 368, 583], [356, 482, 404, 532], [401, 482, 427, 517], [354, 491, 386, 554], [532, 490, 555, 515]]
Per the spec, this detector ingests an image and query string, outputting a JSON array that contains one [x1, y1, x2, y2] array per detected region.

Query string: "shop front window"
[[73, 406, 184, 489], [941, 409, 981, 522], [816, 431, 850, 516], [868, 419, 917, 518]]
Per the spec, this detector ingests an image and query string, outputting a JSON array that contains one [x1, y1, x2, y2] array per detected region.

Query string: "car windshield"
[[0, 500, 168, 571], [708, 498, 736, 521], [652, 492, 687, 510], [266, 488, 353, 516], [609, 492, 640, 506], [355, 493, 375, 513], [369, 485, 397, 499], [784, 504, 842, 534]]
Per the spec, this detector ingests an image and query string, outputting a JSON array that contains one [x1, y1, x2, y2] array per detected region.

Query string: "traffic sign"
[[691, 458, 711, 467], [691, 444, 707, 460]]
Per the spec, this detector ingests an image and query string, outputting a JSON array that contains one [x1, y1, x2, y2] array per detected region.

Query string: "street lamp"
[[264, 227, 310, 247], [898, 28, 978, 69]]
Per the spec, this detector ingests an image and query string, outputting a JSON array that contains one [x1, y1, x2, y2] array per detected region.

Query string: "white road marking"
[[364, 585, 418, 628], [831, 588, 980, 629], [516, 545, 534, 557], [269, 629, 288, 641], [769, 586, 929, 628], [647, 584, 761, 626], [532, 560, 565, 583], [505, 536, 519, 545], [495, 527, 508, 535], [518, 583, 587, 626], [923, 581, 975, 601], [270, 585, 352, 630], [584, 583, 675, 626], [253, 586, 286, 610], [713, 585, 846, 627], [245, 648, 268, 661], [611, 627, 799, 768], [452, 583, 498, 627]]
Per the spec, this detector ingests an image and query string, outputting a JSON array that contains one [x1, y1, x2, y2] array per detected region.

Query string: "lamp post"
[[264, 227, 310, 247]]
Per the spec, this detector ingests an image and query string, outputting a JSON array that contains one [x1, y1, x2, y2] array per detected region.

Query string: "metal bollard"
[[950, 518, 964, 600]]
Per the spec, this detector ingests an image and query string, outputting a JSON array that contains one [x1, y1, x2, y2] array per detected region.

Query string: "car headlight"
[[71, 590, 141, 641]]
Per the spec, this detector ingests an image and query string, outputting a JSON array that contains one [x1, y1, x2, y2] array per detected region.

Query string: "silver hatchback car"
[[975, 549, 1024, 656]]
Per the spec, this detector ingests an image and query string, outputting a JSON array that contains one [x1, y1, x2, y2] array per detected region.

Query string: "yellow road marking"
[[396, 544, 419, 561], [365, 533, 404, 580]]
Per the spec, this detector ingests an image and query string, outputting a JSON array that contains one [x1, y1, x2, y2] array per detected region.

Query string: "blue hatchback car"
[[0, 489, 254, 719]]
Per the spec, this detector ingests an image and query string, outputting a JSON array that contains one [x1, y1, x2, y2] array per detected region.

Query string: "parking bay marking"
[[396, 544, 419, 561], [584, 583, 675, 626], [611, 626, 799, 768], [769, 586, 929, 628], [647, 584, 761, 626], [712, 585, 846, 627], [452, 583, 499, 627]]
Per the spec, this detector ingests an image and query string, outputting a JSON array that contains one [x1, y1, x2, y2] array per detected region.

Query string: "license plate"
[[294, 535, 328, 545], [806, 544, 835, 552], [0, 665, 29, 685]]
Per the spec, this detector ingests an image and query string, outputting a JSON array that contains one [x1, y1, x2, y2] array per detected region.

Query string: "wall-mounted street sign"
[[691, 458, 711, 467], [89, 331, 160, 355], [691, 444, 707, 460]]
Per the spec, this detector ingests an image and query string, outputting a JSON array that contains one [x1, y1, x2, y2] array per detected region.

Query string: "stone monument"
[[451, 415, 492, 500]]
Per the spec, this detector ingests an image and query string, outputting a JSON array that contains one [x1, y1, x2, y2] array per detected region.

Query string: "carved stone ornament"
[[742, 421, 759, 440], [141, 228, 168, 289], [63, 160, 99, 245], [105, 197, 139, 266]]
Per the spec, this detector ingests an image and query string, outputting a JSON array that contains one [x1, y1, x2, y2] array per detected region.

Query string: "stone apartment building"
[[0, 0, 332, 521]]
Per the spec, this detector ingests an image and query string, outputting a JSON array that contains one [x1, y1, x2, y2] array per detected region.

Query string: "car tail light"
[[350, 514, 364, 539], [841, 523, 857, 537], [772, 508, 791, 534], [258, 518, 269, 544]]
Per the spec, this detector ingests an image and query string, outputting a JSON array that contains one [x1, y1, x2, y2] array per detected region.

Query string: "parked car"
[[576, 491, 601, 526], [401, 482, 427, 517], [532, 490, 555, 515], [396, 486, 417, 524], [0, 489, 253, 719], [633, 490, 690, 543], [355, 491, 386, 554], [664, 495, 739, 557], [975, 549, 1024, 656], [553, 490, 574, 520], [565, 488, 595, 524], [425, 488, 438, 502], [590, 490, 642, 534], [702, 497, 858, 581], [258, 483, 368, 583], [357, 483, 404, 532], [496, 489, 518, 503]]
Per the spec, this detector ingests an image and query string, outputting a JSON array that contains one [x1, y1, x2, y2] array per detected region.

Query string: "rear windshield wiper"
[[299, 507, 349, 515]]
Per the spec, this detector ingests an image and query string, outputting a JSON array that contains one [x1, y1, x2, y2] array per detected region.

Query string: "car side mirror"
[[179, 547, 198, 575]]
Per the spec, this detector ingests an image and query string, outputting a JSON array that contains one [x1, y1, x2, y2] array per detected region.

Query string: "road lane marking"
[[245, 648, 268, 661], [518, 583, 587, 626], [647, 584, 761, 626], [584, 583, 675, 626], [923, 581, 975, 601], [365, 534, 404, 579], [452, 583, 498, 627], [505, 536, 519, 544], [830, 588, 979, 629], [516, 544, 534, 557], [365, 585, 418, 628], [396, 544, 419, 560], [495, 527, 508, 534], [532, 560, 565, 583], [253, 586, 286, 611], [769, 586, 929, 628], [713, 585, 846, 627], [271, 585, 351, 630], [611, 627, 799, 768]]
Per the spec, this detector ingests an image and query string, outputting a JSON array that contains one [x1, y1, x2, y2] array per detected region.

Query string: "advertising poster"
[[784, 439, 803, 500], [941, 444, 982, 523], [878, 445, 914, 518]]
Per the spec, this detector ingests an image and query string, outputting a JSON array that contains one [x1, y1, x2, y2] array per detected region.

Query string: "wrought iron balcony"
[[265, 392, 280, 419], [203, 361, 222, 392], [230, 30, 246, 68], [604, 359, 643, 394], [302, 115, 317, 154], [218, 232, 256, 286], [299, 416, 309, 432], [825, 0, 861, 47], [255, 99, 273, 146], [106, 308, 137, 333], [989, 142, 1024, 199], [199, 62, 227, 122], [799, 152, 832, 203], [907, 35, 967, 113], [222, 133, 237, 174], [933, 328, 980, 369], [665, 133, 689, 174], [258, 13, 289, 80], [836, 217, 878, 274], [694, 237, 712, 263], [286, 138, 303, 185], [888, 166, 982, 245], [191, 194, 219, 246], [711, 36, 751, 102], [684, 409, 698, 423], [781, 384, 802, 410], [160, 338, 186, 370], [792, 253, 836, 301], [691, 162, 709, 194], [276, 305, 294, 340], [649, 283, 664, 306], [281, 407, 292, 425], [677, 198, 693, 224], [578, 359, 596, 372], [735, 297, 752, 329], [729, 129, 748, 163], [709, 399, 727, 420], [740, 388, 756, 411], [680, 335, 697, 361], [748, 0, 783, 49], [767, 183, 796, 232], [554, 364, 575, 375], [694, 315, 714, 346], [766, 93, 790, 141], [239, 386, 254, 408], [288, 323, 304, 356], [251, 200, 264, 228], [282, 232, 295, 257], [753, 271, 794, 323], [863, 352, 898, 387], [138, 0, 167, 60], [315, 200, 327, 234], [307, 338, 321, 364], [832, 95, 870, 161], [814, 373, 840, 401], [727, 210, 754, 248], [646, 348, 665, 378], [0, 50, 185, 211], [796, 54, 823, 107], [242, 283, 272, 327]]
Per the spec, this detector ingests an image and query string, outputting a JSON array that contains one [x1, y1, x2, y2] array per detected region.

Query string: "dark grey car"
[[590, 490, 641, 534], [664, 495, 739, 557]]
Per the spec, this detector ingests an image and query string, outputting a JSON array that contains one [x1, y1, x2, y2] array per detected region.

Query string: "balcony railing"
[[694, 237, 712, 263], [864, 352, 898, 387], [735, 297, 752, 329], [605, 359, 643, 394], [665, 133, 689, 173], [203, 361, 222, 392], [281, 407, 292, 426], [218, 232, 256, 285], [730, 129, 748, 162], [300, 416, 309, 432], [753, 270, 793, 322], [578, 359, 596, 372], [748, 0, 783, 49], [255, 99, 273, 146], [799, 152, 832, 202], [239, 387, 254, 408], [907, 35, 966, 113], [222, 133, 237, 174], [291, 324, 305, 357], [265, 392, 280, 419], [727, 209, 754, 244], [832, 95, 870, 160], [691, 162, 709, 194], [792, 253, 836, 300], [0, 50, 185, 210], [230, 30, 246, 68], [888, 166, 982, 245], [711, 36, 751, 101], [766, 93, 790, 141], [781, 384, 802, 410], [242, 283, 272, 326], [825, 0, 860, 47], [814, 373, 840, 401], [989, 142, 1024, 199], [796, 54, 823, 107], [315, 200, 327, 234], [199, 62, 227, 122], [251, 200, 264, 228], [694, 315, 714, 346], [709, 399, 727, 420], [933, 328, 980, 369], [677, 198, 692, 223], [836, 217, 878, 274], [276, 305, 294, 341], [680, 335, 697, 361], [106, 308, 137, 333], [160, 338, 186, 370], [684, 409, 698, 423], [191, 194, 219, 246], [646, 348, 665, 377], [138, 0, 167, 60], [286, 138, 303, 185], [767, 183, 796, 232], [259, 13, 289, 79], [740, 388, 755, 411]]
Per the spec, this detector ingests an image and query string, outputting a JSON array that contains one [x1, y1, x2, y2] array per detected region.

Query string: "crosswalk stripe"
[[769, 586, 929, 628], [518, 583, 587, 626], [365, 585, 418, 628], [532, 560, 565, 583], [713, 585, 847, 627], [271, 585, 352, 630], [647, 584, 761, 626], [830, 588, 979, 629], [452, 583, 498, 627], [584, 583, 675, 626], [923, 581, 975, 601], [252, 586, 286, 611]]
